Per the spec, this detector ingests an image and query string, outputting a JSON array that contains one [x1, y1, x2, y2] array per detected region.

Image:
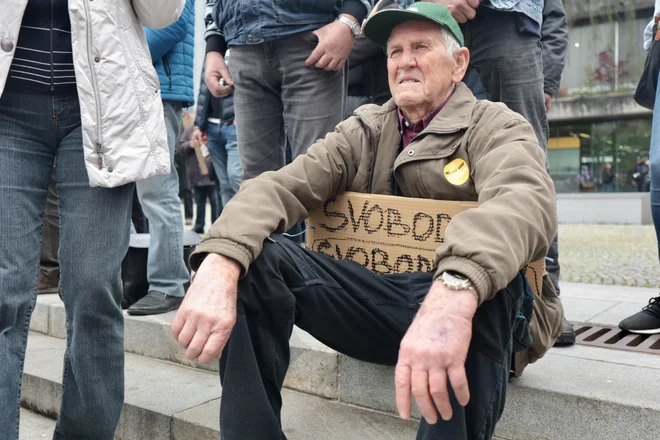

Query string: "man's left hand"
[[304, 14, 356, 71], [395, 280, 478, 424], [544, 93, 553, 113]]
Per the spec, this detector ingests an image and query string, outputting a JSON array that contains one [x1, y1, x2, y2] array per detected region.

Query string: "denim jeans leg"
[[464, 9, 561, 294], [206, 122, 230, 205], [649, 70, 660, 260], [136, 100, 189, 298], [50, 95, 134, 439], [278, 32, 345, 160], [220, 123, 242, 205], [0, 92, 56, 440], [229, 43, 286, 180]]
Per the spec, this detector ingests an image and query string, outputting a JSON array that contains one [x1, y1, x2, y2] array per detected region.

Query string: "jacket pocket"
[[121, 25, 160, 92]]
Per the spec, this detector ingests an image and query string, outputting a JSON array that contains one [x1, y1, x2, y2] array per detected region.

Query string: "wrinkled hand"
[[544, 93, 553, 113], [305, 15, 356, 71], [395, 281, 478, 424], [172, 254, 241, 364], [205, 51, 234, 98], [427, 0, 479, 23]]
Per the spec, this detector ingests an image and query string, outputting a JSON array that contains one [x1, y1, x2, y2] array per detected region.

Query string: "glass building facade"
[[548, 3, 654, 193]]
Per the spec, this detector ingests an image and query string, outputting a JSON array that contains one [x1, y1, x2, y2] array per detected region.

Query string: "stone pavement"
[[559, 224, 660, 288], [19, 408, 54, 439]]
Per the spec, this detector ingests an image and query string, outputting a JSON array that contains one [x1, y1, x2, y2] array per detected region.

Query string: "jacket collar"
[[356, 82, 476, 135]]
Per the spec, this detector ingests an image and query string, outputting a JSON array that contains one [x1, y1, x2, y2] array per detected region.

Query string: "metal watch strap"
[[337, 16, 360, 36]]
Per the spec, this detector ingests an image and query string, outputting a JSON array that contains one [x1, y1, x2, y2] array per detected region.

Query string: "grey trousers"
[[464, 8, 561, 294], [229, 31, 346, 180], [40, 165, 59, 286]]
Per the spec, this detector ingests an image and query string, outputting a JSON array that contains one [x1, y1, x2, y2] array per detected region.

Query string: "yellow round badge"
[[444, 159, 470, 186]]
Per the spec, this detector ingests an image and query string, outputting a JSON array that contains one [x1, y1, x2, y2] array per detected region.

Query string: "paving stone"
[[559, 296, 618, 322], [48, 303, 66, 339], [587, 301, 649, 326]]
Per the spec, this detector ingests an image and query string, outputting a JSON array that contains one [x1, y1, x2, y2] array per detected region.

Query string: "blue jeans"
[[650, 70, 660, 259], [0, 92, 134, 440], [207, 122, 242, 207], [136, 100, 190, 298]]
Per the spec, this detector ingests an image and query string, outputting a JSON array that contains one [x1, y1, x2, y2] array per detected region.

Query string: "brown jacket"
[[191, 83, 558, 306]]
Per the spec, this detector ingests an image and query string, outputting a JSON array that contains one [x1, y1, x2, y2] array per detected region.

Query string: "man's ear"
[[451, 47, 470, 84]]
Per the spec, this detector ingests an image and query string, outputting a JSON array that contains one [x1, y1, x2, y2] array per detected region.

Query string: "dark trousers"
[[219, 235, 522, 440], [39, 165, 60, 286], [463, 8, 561, 294], [193, 185, 220, 232]]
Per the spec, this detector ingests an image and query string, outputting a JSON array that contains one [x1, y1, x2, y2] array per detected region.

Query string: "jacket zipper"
[[50, 0, 54, 92], [83, 0, 104, 169]]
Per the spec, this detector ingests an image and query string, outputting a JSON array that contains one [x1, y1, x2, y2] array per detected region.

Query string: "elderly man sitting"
[[172, 3, 558, 439]]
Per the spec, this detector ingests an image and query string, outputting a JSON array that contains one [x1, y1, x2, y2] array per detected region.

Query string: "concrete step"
[[19, 408, 55, 440], [29, 292, 660, 440], [22, 332, 419, 439]]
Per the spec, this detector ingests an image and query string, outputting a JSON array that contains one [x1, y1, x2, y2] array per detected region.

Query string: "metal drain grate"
[[573, 323, 660, 355]]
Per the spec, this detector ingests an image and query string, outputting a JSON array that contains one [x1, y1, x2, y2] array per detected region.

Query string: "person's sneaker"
[[554, 318, 576, 346], [619, 295, 660, 334], [185, 218, 193, 226], [37, 279, 58, 294], [127, 291, 183, 316]]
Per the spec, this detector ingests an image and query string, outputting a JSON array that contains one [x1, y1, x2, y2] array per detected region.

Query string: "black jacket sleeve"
[[541, 0, 568, 97]]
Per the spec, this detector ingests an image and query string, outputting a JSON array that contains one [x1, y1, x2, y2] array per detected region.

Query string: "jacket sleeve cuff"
[[434, 256, 493, 305], [543, 80, 559, 97], [190, 238, 252, 276], [206, 35, 228, 55], [340, 0, 368, 22]]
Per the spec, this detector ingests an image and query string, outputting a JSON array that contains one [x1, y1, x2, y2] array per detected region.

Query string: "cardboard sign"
[[306, 192, 545, 297]]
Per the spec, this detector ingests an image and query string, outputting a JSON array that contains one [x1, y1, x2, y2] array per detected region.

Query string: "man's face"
[[386, 21, 466, 118]]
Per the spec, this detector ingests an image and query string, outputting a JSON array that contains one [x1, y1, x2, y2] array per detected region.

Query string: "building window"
[[549, 118, 652, 193]]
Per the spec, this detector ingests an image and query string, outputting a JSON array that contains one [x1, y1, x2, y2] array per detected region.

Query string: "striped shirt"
[[7, 0, 76, 94]]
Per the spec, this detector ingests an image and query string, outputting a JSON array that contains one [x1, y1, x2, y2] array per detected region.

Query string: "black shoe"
[[619, 295, 660, 334], [554, 318, 576, 346], [127, 291, 183, 316]]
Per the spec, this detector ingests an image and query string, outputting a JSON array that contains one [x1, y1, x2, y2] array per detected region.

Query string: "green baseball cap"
[[363, 2, 464, 48]]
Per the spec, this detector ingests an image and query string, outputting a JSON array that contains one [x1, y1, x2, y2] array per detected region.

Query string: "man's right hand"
[[205, 51, 234, 98], [192, 126, 203, 146], [427, 0, 479, 23], [172, 253, 241, 364]]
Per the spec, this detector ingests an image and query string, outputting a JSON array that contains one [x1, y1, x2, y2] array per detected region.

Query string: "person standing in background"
[[129, 0, 195, 316], [202, 0, 372, 182], [601, 162, 616, 192], [0, 1, 185, 438], [193, 54, 241, 209], [620, 2, 660, 334]]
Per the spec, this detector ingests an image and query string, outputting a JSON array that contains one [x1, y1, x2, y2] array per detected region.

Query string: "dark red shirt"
[[397, 95, 452, 148]]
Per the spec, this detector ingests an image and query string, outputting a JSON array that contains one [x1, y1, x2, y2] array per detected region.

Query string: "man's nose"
[[398, 49, 417, 69]]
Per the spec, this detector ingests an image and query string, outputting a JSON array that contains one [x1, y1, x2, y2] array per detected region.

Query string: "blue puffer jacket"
[[145, 0, 195, 106]]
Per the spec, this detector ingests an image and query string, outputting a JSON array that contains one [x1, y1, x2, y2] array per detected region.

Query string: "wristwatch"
[[337, 15, 361, 37], [440, 271, 476, 294]]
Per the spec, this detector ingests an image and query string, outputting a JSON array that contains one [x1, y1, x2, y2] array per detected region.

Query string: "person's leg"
[[38, 164, 60, 292], [465, 9, 571, 343], [0, 92, 56, 440], [278, 32, 345, 161], [206, 121, 230, 205], [50, 94, 134, 439], [192, 186, 207, 233], [207, 185, 221, 223], [229, 44, 286, 180], [619, 71, 660, 334], [219, 123, 242, 205], [218, 235, 522, 440], [133, 101, 189, 312]]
